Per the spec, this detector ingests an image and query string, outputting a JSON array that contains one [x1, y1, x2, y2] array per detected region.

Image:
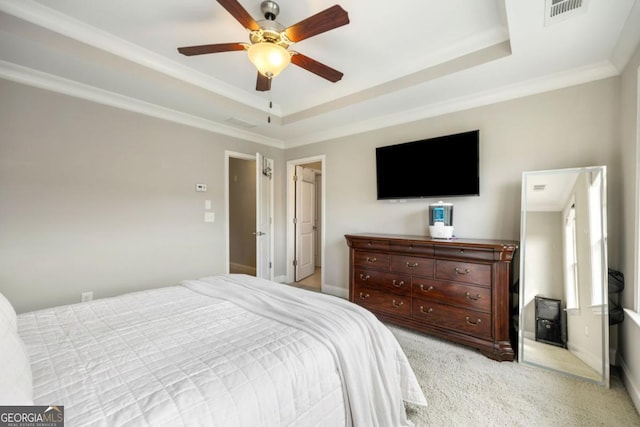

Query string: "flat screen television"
[[376, 130, 479, 200]]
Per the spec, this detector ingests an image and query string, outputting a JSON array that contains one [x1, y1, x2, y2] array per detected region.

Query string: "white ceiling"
[[1, 0, 639, 148], [525, 170, 580, 212]]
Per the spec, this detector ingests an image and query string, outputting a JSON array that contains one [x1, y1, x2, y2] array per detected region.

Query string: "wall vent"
[[545, 0, 589, 26], [533, 184, 547, 191], [225, 117, 257, 128]]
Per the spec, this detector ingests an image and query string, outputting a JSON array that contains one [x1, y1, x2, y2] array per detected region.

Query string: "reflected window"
[[589, 171, 604, 307], [564, 202, 579, 309]]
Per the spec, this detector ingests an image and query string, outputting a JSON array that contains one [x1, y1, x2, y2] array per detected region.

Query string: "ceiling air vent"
[[545, 0, 589, 26], [224, 117, 257, 129]]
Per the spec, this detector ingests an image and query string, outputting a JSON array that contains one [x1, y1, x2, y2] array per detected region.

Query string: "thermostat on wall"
[[195, 183, 207, 192]]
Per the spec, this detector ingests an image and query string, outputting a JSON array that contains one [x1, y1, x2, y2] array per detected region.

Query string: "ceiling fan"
[[177, 0, 349, 92]]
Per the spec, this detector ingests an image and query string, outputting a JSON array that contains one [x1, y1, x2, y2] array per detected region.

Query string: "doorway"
[[226, 151, 274, 280], [287, 156, 324, 291]]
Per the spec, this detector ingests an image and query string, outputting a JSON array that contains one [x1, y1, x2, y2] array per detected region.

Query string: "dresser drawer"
[[353, 251, 390, 269], [390, 255, 434, 277], [346, 233, 517, 362], [434, 246, 496, 262], [353, 285, 411, 317], [435, 260, 491, 286], [354, 268, 411, 295], [411, 299, 492, 338], [350, 238, 390, 252], [411, 278, 491, 312], [389, 241, 434, 256]]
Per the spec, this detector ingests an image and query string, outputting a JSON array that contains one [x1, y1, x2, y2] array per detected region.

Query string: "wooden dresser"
[[345, 233, 518, 361]]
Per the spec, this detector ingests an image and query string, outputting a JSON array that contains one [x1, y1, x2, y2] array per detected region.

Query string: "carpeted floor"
[[388, 325, 640, 427]]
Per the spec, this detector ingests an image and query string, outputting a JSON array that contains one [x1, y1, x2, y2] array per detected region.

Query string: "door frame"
[[225, 151, 274, 279], [286, 155, 325, 287], [256, 153, 275, 280]]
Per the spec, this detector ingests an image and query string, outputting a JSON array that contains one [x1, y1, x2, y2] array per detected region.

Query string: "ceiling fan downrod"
[[261, 1, 280, 21]]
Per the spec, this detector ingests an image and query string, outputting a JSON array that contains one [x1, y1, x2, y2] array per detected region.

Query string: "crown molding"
[[0, 60, 284, 149], [1, 57, 617, 151], [284, 60, 620, 148], [611, 0, 640, 71], [0, 0, 282, 117]]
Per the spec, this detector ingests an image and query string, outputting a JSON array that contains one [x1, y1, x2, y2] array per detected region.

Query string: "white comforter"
[[18, 274, 426, 426]]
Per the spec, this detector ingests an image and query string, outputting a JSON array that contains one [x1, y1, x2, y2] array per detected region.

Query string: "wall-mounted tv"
[[376, 130, 479, 200]]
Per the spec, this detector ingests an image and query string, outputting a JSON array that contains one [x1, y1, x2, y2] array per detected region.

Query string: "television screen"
[[376, 130, 479, 200]]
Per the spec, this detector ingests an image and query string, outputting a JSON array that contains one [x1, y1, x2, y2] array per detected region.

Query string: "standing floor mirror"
[[519, 166, 609, 387]]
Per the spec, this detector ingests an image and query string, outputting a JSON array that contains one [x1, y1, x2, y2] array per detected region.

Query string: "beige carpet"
[[522, 337, 602, 381], [388, 325, 640, 427]]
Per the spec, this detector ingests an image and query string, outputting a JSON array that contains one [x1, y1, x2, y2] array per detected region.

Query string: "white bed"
[[1, 274, 426, 426]]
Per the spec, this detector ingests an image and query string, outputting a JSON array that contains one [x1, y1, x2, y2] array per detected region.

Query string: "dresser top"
[[345, 233, 518, 251]]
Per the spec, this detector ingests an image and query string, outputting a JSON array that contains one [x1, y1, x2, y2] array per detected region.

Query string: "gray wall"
[[522, 211, 563, 335], [1, 61, 635, 404], [0, 73, 625, 345], [619, 42, 640, 410], [0, 79, 285, 313], [285, 77, 621, 297]]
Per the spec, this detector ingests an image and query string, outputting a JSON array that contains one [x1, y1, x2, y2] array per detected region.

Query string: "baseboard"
[[274, 275, 287, 283], [610, 347, 618, 367], [567, 342, 601, 373], [229, 262, 256, 276], [321, 284, 348, 299], [619, 356, 640, 415]]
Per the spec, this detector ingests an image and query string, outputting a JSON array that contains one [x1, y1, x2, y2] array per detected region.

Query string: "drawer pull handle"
[[419, 306, 433, 314], [392, 280, 405, 287], [455, 267, 471, 275], [465, 316, 482, 325], [359, 292, 370, 299], [367, 241, 373, 246], [465, 292, 481, 301], [392, 300, 404, 308], [359, 274, 371, 281], [366, 257, 377, 263], [406, 262, 419, 269], [420, 284, 434, 292]]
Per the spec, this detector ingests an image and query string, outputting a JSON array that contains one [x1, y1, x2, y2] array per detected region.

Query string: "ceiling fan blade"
[[178, 42, 246, 56], [291, 53, 343, 82], [284, 5, 349, 43], [216, 0, 261, 31], [256, 73, 271, 92]]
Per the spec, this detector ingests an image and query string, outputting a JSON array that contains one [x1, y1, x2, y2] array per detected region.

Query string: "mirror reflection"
[[519, 166, 609, 387]]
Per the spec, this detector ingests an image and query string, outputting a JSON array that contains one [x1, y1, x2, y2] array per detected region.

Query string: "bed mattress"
[[17, 274, 426, 426]]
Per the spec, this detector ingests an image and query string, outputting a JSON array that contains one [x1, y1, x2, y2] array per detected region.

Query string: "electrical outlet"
[[205, 212, 215, 223], [81, 292, 93, 302]]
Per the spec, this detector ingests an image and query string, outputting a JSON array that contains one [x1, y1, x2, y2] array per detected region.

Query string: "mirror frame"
[[518, 166, 609, 387]]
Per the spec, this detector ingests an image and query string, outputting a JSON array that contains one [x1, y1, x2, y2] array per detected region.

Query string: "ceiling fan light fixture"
[[247, 42, 291, 78]]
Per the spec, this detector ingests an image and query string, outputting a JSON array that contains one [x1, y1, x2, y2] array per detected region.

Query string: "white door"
[[314, 172, 322, 268], [295, 166, 316, 280], [256, 153, 273, 280]]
